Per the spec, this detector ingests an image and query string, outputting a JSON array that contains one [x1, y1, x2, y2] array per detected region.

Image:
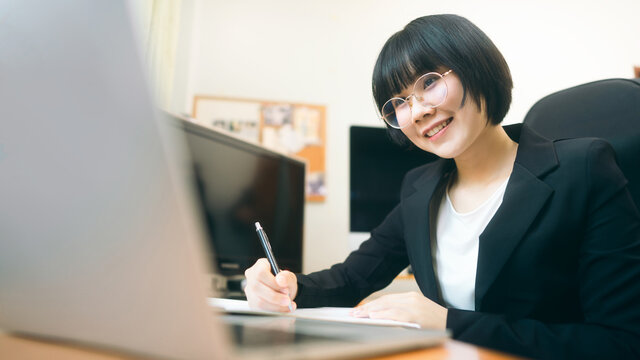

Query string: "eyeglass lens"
[[381, 73, 448, 129]]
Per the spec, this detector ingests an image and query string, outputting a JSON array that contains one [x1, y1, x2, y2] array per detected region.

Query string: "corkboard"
[[192, 95, 327, 202]]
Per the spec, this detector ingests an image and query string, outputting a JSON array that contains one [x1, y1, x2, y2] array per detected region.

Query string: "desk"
[[0, 333, 522, 360]]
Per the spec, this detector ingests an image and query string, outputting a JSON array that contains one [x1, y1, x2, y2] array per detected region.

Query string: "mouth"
[[423, 117, 453, 138]]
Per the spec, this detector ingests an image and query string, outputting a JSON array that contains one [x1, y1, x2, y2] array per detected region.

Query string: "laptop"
[[0, 1, 448, 359]]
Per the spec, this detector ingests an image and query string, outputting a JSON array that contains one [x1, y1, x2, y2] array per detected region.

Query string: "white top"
[[434, 177, 509, 310]]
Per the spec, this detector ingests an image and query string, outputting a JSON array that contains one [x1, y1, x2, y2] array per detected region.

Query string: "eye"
[[423, 77, 438, 89], [392, 98, 408, 109]]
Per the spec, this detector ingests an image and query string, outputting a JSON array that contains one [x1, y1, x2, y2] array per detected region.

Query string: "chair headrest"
[[523, 77, 640, 209], [524, 78, 640, 140]]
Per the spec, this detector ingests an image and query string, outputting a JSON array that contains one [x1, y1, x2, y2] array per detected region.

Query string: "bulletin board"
[[192, 95, 327, 202]]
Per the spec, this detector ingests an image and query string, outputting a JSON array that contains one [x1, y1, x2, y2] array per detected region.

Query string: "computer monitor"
[[350, 126, 437, 233], [176, 117, 305, 277]]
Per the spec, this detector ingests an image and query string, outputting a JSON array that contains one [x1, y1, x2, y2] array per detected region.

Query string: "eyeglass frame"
[[380, 69, 454, 129]]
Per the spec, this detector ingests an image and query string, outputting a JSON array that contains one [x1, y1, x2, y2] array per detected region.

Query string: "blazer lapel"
[[403, 159, 453, 304], [475, 124, 558, 309]]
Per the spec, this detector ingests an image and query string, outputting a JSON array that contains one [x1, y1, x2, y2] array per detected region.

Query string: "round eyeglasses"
[[380, 70, 453, 129]]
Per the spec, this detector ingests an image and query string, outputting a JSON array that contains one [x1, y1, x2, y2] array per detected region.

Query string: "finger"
[[275, 270, 297, 296], [245, 259, 290, 311], [353, 294, 404, 317], [246, 283, 294, 312], [352, 299, 398, 318], [355, 297, 392, 313], [273, 272, 296, 310], [245, 272, 293, 305], [351, 308, 369, 318], [246, 258, 272, 274], [253, 291, 296, 312], [368, 308, 411, 323], [245, 258, 272, 282], [249, 259, 283, 292], [275, 271, 295, 287]]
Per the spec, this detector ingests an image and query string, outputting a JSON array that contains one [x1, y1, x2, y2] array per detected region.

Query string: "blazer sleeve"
[[294, 194, 412, 308], [447, 140, 640, 359]]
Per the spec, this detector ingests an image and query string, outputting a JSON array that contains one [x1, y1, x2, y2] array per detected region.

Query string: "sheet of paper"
[[208, 298, 421, 329]]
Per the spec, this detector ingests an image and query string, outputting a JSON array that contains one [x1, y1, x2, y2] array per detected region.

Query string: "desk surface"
[[0, 333, 522, 360]]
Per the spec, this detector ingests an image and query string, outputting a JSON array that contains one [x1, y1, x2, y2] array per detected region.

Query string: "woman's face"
[[397, 71, 490, 159]]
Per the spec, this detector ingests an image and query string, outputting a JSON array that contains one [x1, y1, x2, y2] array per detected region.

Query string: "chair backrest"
[[523, 78, 640, 210]]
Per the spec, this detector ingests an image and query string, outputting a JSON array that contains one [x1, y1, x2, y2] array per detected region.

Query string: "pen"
[[254, 221, 294, 312]]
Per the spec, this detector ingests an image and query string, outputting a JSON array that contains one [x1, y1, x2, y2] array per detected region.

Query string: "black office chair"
[[523, 78, 640, 210]]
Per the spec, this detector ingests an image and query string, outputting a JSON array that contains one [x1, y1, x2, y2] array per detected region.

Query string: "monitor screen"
[[350, 126, 437, 232], [180, 120, 305, 276]]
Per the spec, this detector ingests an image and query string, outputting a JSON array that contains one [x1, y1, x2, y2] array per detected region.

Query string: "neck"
[[452, 124, 517, 186]]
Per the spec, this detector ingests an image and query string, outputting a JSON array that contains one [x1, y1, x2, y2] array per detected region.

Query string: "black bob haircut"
[[372, 14, 513, 146]]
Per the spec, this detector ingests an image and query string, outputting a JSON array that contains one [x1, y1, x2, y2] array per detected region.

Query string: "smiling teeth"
[[426, 118, 452, 137]]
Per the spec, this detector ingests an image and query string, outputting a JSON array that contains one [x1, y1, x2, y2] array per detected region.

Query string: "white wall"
[[170, 0, 640, 273]]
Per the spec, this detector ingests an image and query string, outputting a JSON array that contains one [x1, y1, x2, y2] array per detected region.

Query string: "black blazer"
[[295, 124, 640, 359]]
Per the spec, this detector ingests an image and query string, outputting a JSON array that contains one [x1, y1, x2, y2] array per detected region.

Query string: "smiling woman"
[[242, 14, 640, 360], [372, 15, 512, 148]]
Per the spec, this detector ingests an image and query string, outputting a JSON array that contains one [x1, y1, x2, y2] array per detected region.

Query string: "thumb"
[[275, 271, 297, 293]]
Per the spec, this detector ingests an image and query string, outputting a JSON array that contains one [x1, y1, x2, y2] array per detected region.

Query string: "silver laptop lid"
[[0, 1, 229, 358], [0, 2, 450, 359]]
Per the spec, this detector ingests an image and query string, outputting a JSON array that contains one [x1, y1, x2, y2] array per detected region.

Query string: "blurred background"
[[129, 0, 640, 273]]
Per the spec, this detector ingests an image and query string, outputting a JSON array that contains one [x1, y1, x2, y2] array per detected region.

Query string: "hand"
[[351, 291, 448, 330], [244, 258, 298, 312]]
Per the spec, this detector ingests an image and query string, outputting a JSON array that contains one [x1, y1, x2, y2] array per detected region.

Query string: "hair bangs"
[[372, 29, 443, 111]]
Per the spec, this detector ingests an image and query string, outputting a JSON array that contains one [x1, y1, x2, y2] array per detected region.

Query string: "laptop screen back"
[[0, 1, 228, 358], [0, 2, 449, 359]]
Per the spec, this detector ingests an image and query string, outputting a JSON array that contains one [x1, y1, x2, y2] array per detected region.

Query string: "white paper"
[[208, 298, 421, 329]]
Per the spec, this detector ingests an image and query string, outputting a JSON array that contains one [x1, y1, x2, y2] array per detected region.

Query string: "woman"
[[243, 14, 640, 359]]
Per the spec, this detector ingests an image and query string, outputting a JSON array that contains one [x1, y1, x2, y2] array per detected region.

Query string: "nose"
[[411, 100, 436, 123]]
